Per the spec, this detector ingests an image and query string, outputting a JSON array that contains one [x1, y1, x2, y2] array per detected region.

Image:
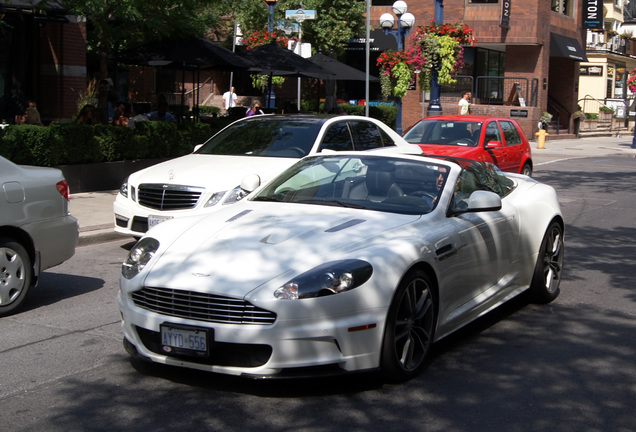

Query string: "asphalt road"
[[1, 154, 635, 432]]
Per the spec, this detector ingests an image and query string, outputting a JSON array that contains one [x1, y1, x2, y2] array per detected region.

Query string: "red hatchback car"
[[403, 115, 533, 176]]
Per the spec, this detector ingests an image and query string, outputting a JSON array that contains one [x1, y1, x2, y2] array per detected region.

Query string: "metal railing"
[[437, 76, 537, 107]]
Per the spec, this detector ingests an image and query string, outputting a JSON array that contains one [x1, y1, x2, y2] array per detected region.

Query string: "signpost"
[[285, 10, 317, 111]]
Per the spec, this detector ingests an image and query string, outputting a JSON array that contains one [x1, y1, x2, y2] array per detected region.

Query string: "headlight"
[[122, 238, 160, 279], [274, 259, 373, 300], [119, 179, 128, 198], [204, 191, 227, 207]]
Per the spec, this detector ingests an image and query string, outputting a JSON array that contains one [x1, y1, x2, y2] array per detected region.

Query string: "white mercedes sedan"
[[113, 114, 420, 237], [1, 156, 78, 316], [118, 152, 564, 382]]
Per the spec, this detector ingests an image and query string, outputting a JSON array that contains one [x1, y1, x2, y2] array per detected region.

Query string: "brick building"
[[0, 1, 87, 124], [367, 0, 587, 138]]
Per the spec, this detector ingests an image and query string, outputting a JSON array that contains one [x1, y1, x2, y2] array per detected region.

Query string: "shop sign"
[[500, 0, 511, 29], [580, 65, 603, 76], [583, 0, 603, 30]]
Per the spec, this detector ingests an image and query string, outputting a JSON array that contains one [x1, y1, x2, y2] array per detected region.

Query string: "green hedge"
[[0, 121, 229, 167], [0, 107, 398, 167]]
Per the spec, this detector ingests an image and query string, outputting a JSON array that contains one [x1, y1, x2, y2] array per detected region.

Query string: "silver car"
[[1, 156, 79, 316]]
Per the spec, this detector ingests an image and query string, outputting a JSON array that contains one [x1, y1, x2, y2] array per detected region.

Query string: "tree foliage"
[[62, 0, 223, 77], [227, 0, 365, 57]]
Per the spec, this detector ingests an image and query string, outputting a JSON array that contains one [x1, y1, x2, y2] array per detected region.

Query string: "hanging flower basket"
[[375, 22, 476, 98]]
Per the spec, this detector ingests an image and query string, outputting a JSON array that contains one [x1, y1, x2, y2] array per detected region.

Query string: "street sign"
[[285, 9, 316, 22]]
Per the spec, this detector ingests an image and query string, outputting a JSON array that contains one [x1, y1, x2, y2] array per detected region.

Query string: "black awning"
[[550, 33, 588, 62]]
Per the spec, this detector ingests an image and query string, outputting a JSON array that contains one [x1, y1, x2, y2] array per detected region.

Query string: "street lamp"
[[427, 0, 444, 115], [379, 0, 415, 134], [263, 0, 278, 32]]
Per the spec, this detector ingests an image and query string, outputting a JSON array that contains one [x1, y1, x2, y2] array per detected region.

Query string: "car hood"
[[128, 154, 298, 190], [418, 144, 481, 159], [143, 204, 419, 297]]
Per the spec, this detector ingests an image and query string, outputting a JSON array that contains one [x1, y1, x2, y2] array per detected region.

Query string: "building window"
[[468, 0, 498, 3], [551, 0, 572, 16]]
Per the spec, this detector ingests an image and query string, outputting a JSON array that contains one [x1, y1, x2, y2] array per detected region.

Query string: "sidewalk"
[[70, 135, 636, 246]]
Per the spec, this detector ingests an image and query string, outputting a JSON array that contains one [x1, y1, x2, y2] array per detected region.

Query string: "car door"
[[498, 120, 524, 172], [434, 166, 520, 334], [483, 121, 510, 170]]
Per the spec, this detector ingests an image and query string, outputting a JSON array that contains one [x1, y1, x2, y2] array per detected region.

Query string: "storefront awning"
[[550, 33, 588, 62]]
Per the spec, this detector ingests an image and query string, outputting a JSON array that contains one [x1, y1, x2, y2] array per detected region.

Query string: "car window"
[[499, 121, 522, 145], [320, 121, 355, 151], [349, 121, 385, 150], [196, 118, 322, 158], [484, 121, 501, 144], [403, 120, 480, 147], [253, 155, 448, 215]]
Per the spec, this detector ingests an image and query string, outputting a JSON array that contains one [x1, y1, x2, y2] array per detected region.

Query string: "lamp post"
[[379, 0, 415, 135], [264, 0, 277, 32], [427, 0, 444, 115]]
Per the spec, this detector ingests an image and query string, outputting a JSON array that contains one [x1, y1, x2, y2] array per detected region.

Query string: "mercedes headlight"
[[122, 238, 159, 279], [119, 179, 129, 198], [222, 185, 249, 205], [274, 260, 373, 300]]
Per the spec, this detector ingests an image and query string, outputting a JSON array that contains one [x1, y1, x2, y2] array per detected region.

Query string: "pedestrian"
[[147, 100, 177, 123], [222, 86, 239, 114], [458, 91, 471, 115], [75, 104, 101, 125], [112, 101, 132, 126], [245, 102, 264, 117]]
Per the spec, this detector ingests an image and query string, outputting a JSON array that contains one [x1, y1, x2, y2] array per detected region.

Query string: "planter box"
[[583, 120, 598, 130], [56, 158, 169, 193], [599, 111, 613, 121]]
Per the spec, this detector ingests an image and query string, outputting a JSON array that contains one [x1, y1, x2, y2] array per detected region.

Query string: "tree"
[[62, 0, 222, 78], [228, 0, 365, 57]]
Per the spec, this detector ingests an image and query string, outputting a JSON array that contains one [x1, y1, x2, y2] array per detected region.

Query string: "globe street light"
[[264, 0, 278, 32], [379, 0, 414, 134]]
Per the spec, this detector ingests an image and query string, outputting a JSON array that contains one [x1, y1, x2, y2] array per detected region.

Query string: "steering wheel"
[[287, 147, 306, 156], [411, 190, 437, 207]]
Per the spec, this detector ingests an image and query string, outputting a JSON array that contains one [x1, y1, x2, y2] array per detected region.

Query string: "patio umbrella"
[[309, 53, 379, 112], [239, 42, 334, 108], [117, 36, 253, 70], [308, 53, 378, 82], [117, 37, 254, 120], [238, 42, 332, 78]]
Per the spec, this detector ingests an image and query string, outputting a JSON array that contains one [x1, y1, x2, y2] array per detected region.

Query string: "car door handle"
[[435, 244, 465, 261]]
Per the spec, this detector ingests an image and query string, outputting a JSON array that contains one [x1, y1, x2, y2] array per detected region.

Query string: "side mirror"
[[240, 174, 261, 193], [193, 144, 203, 152], [466, 190, 502, 212], [486, 141, 503, 149]]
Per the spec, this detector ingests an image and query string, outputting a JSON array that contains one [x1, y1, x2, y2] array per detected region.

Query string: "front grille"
[[137, 184, 203, 210], [131, 286, 277, 325]]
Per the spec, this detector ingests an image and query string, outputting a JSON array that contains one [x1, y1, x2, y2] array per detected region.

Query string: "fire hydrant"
[[535, 129, 548, 149]]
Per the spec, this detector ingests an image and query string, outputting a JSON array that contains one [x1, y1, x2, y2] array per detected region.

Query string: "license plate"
[[148, 215, 173, 229], [160, 324, 211, 358]]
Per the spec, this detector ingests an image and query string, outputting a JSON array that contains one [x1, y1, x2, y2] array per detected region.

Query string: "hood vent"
[[325, 219, 366, 233]]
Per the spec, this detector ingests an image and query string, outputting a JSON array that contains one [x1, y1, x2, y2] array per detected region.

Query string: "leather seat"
[[348, 165, 403, 202]]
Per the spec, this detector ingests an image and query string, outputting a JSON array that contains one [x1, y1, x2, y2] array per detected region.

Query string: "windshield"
[[252, 155, 451, 215], [195, 117, 323, 158], [403, 120, 482, 147]]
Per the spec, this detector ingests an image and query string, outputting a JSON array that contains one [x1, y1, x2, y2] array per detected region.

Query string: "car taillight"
[[56, 180, 70, 200]]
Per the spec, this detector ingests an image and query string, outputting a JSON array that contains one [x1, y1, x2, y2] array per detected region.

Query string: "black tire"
[[521, 162, 533, 176], [528, 222, 564, 304], [0, 238, 33, 317], [381, 270, 436, 383]]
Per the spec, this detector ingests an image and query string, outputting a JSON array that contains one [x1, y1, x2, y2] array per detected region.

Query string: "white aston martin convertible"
[[118, 152, 564, 382]]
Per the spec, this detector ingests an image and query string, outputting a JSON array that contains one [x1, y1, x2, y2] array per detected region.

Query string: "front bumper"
[[117, 290, 386, 377]]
